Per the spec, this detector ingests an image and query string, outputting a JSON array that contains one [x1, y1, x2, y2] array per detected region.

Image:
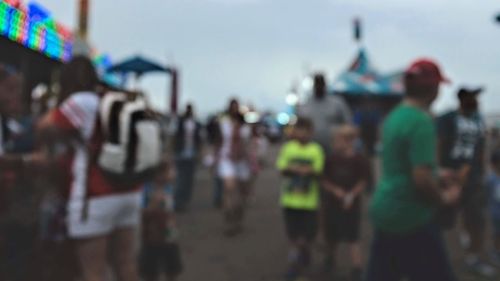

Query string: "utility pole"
[[73, 0, 91, 56], [78, 0, 89, 40]]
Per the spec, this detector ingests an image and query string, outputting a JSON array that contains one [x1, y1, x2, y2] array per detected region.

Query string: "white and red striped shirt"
[[52, 92, 138, 206]]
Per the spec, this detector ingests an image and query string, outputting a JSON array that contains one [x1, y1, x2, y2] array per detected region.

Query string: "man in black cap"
[[437, 86, 494, 278]]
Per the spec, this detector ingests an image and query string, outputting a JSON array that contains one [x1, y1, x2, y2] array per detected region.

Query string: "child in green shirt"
[[276, 117, 325, 281]]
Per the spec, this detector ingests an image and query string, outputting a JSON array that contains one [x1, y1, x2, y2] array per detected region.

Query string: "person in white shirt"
[[216, 99, 251, 236], [173, 104, 202, 212]]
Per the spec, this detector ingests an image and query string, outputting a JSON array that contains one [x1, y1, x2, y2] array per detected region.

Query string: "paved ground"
[[176, 145, 492, 281]]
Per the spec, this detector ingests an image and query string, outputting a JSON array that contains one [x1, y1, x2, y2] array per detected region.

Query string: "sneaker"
[[351, 268, 363, 281], [465, 256, 497, 279]]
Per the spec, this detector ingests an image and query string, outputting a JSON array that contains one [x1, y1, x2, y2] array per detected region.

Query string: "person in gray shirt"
[[299, 73, 352, 153]]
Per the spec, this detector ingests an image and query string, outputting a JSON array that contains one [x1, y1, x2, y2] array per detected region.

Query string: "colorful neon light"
[[0, 1, 73, 61]]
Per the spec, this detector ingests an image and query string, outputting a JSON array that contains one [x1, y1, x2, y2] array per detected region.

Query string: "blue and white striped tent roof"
[[331, 48, 404, 97]]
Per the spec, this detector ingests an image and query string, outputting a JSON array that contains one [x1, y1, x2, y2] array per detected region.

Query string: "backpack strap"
[[119, 98, 147, 146], [100, 92, 127, 138]]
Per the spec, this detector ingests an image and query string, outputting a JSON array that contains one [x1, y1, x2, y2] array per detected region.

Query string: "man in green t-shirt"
[[366, 59, 460, 281], [276, 117, 324, 281]]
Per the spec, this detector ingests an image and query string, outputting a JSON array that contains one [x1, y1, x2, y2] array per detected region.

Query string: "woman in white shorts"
[[216, 99, 251, 236], [38, 57, 141, 281]]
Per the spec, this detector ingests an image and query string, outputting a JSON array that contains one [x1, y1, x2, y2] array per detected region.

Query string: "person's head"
[[404, 58, 449, 108], [228, 98, 240, 117], [59, 56, 98, 104], [491, 150, 500, 174], [333, 125, 359, 156], [313, 73, 327, 99], [0, 65, 23, 117], [185, 103, 194, 118], [293, 116, 314, 144], [457, 87, 482, 115]]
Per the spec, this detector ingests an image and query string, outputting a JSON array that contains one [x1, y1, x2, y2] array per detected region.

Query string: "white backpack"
[[97, 92, 163, 187]]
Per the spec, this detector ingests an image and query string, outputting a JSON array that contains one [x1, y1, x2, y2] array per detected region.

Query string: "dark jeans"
[[174, 158, 197, 209], [365, 223, 457, 281], [213, 176, 224, 207]]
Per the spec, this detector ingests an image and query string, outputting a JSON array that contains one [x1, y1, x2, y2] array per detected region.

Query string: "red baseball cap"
[[404, 58, 450, 85]]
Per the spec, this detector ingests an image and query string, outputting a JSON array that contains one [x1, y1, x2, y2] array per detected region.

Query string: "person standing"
[[366, 59, 460, 281], [38, 56, 141, 281], [321, 125, 370, 281], [140, 163, 183, 281], [0, 65, 43, 281], [173, 103, 202, 212], [437, 87, 494, 277], [216, 99, 251, 236], [276, 117, 325, 281], [298, 73, 352, 153], [205, 115, 224, 208]]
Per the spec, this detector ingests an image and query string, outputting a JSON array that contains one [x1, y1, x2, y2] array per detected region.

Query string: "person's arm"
[[276, 143, 292, 176], [411, 118, 460, 206], [321, 178, 346, 199], [350, 157, 371, 198], [351, 180, 367, 198], [321, 157, 345, 198]]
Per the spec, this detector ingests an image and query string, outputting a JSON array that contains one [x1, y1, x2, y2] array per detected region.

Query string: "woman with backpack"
[[38, 56, 142, 281]]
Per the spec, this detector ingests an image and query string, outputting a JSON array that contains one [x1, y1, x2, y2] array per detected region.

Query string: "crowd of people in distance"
[[3, 54, 500, 281]]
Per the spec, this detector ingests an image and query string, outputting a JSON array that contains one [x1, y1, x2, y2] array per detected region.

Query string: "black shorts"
[[283, 208, 318, 242], [324, 204, 362, 244], [140, 243, 183, 280]]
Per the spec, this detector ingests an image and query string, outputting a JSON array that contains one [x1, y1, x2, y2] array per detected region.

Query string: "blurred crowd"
[[0, 56, 270, 281], [1, 54, 500, 281], [277, 60, 500, 281]]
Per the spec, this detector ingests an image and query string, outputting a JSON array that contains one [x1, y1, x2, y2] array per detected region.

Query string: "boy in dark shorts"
[[140, 163, 183, 281], [276, 117, 325, 281], [321, 125, 370, 281]]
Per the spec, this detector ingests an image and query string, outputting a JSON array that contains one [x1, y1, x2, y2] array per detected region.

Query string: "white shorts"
[[67, 191, 142, 239], [218, 158, 251, 181]]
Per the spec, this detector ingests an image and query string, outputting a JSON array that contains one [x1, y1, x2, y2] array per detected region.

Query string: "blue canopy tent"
[[331, 48, 404, 155], [331, 48, 404, 97], [107, 55, 179, 114]]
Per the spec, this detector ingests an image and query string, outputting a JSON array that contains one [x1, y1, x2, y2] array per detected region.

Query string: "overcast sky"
[[36, 0, 500, 116]]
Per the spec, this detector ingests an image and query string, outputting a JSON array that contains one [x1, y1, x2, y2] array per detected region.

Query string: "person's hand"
[[332, 188, 346, 200], [439, 168, 457, 185], [441, 184, 461, 206], [297, 165, 313, 176], [343, 193, 355, 210]]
